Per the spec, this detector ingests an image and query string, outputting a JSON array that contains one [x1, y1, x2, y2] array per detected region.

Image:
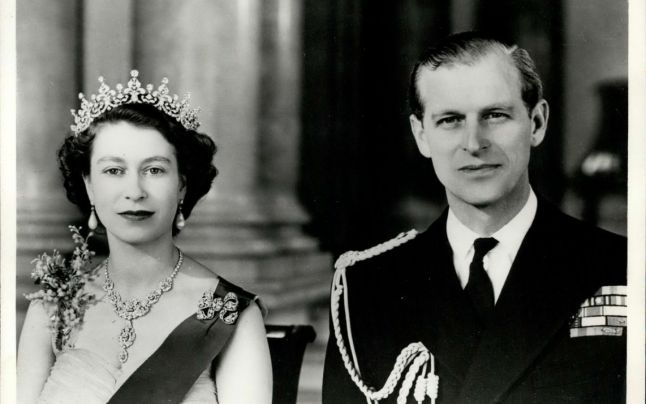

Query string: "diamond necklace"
[[103, 249, 184, 364]]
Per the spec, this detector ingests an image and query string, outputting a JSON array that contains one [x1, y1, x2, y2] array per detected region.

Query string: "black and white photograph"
[[1, 0, 644, 403]]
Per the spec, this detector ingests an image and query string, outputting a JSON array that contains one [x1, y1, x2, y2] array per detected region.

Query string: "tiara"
[[70, 70, 200, 136]]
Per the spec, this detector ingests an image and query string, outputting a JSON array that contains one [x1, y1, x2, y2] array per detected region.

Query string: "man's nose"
[[461, 121, 489, 153], [124, 173, 147, 201]]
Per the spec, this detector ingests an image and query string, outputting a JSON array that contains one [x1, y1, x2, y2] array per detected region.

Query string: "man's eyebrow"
[[429, 110, 464, 120], [481, 103, 515, 111]]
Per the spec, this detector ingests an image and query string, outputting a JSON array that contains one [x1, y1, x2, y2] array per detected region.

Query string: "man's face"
[[409, 52, 548, 210]]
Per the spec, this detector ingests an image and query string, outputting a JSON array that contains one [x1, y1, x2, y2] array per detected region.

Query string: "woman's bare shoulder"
[[175, 254, 220, 294], [180, 255, 219, 279]]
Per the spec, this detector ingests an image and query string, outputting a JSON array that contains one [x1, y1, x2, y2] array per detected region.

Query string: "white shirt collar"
[[490, 189, 537, 264], [446, 189, 538, 300]]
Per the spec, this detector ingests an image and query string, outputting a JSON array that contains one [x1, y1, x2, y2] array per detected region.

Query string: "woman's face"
[[83, 121, 185, 246]]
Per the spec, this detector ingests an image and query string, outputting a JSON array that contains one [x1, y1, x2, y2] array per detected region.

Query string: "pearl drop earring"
[[175, 200, 186, 230], [88, 205, 98, 230]]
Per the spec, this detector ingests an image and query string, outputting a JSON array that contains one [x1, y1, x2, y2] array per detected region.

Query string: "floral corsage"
[[25, 225, 97, 351]]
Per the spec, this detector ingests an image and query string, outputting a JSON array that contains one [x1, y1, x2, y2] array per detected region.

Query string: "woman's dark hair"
[[57, 103, 218, 235]]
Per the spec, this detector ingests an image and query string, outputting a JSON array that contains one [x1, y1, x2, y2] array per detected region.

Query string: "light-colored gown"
[[36, 309, 218, 404], [31, 276, 263, 404], [37, 349, 217, 404]]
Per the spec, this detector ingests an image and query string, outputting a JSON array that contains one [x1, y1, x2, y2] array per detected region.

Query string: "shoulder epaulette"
[[334, 229, 419, 271]]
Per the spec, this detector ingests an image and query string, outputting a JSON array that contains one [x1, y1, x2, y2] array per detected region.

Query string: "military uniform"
[[323, 198, 626, 403]]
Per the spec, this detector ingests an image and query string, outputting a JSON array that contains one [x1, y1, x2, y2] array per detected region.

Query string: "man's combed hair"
[[408, 31, 544, 119]]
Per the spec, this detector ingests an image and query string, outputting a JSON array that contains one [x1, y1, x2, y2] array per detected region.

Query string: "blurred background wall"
[[16, 1, 627, 403], [300, 0, 628, 257]]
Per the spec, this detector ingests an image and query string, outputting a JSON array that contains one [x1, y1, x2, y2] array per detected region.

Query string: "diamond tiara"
[[70, 70, 200, 136]]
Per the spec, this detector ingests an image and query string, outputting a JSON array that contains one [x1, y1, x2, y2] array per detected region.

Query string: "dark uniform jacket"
[[323, 199, 626, 403]]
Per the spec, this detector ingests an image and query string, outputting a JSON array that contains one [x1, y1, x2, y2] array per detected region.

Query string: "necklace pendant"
[[119, 320, 136, 349], [118, 348, 129, 364], [117, 320, 135, 364], [103, 250, 184, 366]]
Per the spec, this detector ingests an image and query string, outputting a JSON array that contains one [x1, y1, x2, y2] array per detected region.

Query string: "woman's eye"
[[146, 167, 166, 175], [104, 168, 124, 176]]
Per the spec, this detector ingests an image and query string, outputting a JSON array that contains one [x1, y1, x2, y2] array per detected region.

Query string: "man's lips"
[[118, 210, 154, 220], [459, 163, 502, 172]]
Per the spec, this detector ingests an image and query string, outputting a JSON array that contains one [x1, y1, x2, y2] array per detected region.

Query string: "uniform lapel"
[[456, 201, 591, 403], [410, 214, 484, 384]]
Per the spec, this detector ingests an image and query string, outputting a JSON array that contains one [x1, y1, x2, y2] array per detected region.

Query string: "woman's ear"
[[179, 175, 187, 200], [83, 175, 95, 204]]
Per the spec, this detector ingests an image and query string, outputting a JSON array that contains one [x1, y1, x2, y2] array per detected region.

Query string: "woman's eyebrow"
[[95, 156, 125, 164], [94, 156, 172, 165], [141, 156, 172, 165]]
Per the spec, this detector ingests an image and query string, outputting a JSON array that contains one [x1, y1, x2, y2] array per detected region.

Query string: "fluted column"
[[259, 0, 308, 219], [17, 0, 81, 222], [16, 0, 83, 329], [16, 3, 82, 251], [82, 0, 134, 91], [135, 0, 260, 200], [133, 0, 330, 323]]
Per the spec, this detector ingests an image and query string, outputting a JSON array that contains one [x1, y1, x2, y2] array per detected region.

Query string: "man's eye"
[[436, 116, 462, 128], [484, 112, 508, 121]]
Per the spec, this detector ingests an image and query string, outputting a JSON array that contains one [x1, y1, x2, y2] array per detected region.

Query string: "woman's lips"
[[118, 210, 154, 221]]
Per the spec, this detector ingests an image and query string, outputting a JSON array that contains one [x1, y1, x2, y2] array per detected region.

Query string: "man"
[[322, 32, 626, 403]]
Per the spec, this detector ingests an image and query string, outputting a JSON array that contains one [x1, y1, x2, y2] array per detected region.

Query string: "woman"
[[17, 71, 272, 404]]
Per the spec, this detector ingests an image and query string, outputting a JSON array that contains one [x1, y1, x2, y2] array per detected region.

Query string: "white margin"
[[0, 0, 17, 402], [626, 0, 646, 402]]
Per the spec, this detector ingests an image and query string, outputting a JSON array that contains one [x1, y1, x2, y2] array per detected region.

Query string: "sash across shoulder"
[[108, 278, 256, 404]]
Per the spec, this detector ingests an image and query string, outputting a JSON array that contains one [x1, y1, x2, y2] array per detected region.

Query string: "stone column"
[[82, 0, 134, 92], [258, 0, 309, 220], [16, 0, 82, 329], [133, 0, 331, 323]]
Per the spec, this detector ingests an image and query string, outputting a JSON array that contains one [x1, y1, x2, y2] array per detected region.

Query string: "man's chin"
[[448, 190, 501, 209], [448, 185, 530, 213]]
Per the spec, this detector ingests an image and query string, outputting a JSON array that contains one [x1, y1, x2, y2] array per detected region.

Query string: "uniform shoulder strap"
[[334, 229, 419, 271], [330, 228, 440, 404]]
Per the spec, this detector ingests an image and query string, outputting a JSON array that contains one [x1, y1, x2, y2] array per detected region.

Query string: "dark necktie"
[[465, 237, 498, 325]]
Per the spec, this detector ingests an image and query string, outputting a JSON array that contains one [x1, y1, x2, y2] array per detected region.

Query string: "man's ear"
[[409, 114, 432, 158], [83, 175, 95, 204], [529, 99, 549, 147]]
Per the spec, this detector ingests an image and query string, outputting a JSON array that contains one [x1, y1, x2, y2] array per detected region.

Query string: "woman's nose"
[[124, 174, 147, 200]]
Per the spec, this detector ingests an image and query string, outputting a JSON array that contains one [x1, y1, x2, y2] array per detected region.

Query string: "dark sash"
[[108, 278, 254, 404]]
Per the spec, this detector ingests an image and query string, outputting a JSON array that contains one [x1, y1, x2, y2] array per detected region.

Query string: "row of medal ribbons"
[[570, 285, 627, 338]]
